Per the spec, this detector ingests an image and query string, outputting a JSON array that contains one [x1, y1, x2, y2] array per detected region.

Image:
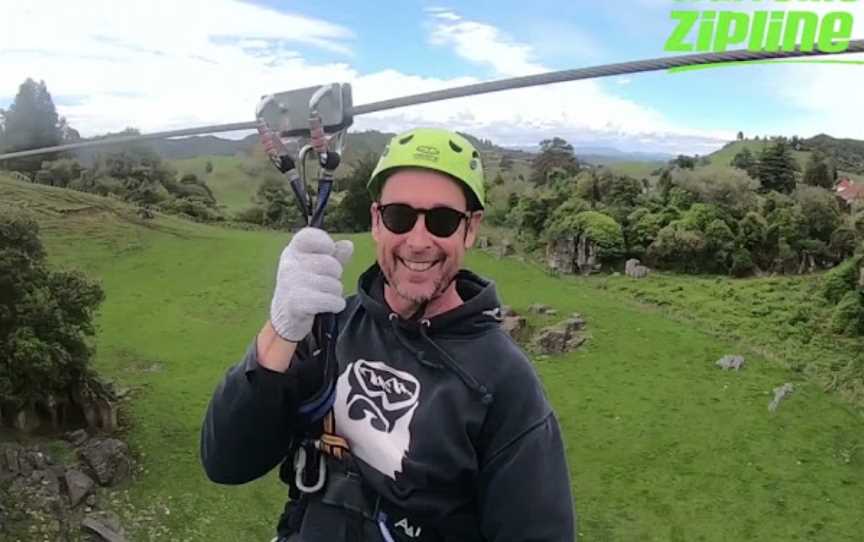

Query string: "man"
[[200, 128, 576, 541]]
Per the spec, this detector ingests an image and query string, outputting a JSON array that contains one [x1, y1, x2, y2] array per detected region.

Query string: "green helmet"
[[367, 128, 485, 210]]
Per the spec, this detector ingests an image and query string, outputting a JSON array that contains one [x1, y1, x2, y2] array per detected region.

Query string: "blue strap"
[[297, 381, 336, 422]]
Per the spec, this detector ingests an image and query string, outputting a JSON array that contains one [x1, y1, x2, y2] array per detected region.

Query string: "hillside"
[[2, 173, 863, 540]]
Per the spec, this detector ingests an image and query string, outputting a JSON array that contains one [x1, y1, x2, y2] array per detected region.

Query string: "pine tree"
[[802, 153, 833, 189], [0, 79, 66, 175], [755, 139, 798, 194]]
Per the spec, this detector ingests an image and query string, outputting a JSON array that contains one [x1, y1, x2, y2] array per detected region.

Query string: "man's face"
[[371, 168, 483, 308]]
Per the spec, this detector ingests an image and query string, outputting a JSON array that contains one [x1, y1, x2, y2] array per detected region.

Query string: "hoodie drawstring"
[[388, 312, 493, 404]]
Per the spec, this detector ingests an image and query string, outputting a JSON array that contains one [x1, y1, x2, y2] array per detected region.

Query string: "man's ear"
[[370, 201, 381, 242], [463, 211, 484, 249]]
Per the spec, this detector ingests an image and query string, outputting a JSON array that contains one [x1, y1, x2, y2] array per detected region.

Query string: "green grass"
[[707, 139, 811, 172], [171, 154, 265, 215], [601, 161, 663, 180], [3, 174, 864, 540]]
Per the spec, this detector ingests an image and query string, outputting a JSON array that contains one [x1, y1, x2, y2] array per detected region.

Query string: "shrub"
[[822, 255, 862, 303], [0, 210, 105, 410], [830, 290, 864, 336], [730, 248, 756, 277]]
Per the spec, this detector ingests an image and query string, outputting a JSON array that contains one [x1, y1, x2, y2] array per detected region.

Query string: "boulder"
[[502, 315, 528, 340], [66, 429, 90, 447], [716, 355, 745, 371], [495, 240, 514, 258], [546, 238, 577, 274], [2, 443, 22, 478], [575, 235, 602, 274], [65, 468, 96, 508], [769, 383, 794, 413], [534, 328, 569, 354], [82, 510, 128, 542], [561, 317, 586, 335], [79, 439, 132, 487], [528, 303, 551, 315], [625, 258, 650, 279], [532, 315, 588, 355]]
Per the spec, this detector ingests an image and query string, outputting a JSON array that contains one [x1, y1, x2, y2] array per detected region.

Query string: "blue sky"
[[2, 0, 862, 154]]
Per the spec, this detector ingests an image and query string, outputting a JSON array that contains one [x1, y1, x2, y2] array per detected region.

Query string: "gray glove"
[[270, 228, 353, 342]]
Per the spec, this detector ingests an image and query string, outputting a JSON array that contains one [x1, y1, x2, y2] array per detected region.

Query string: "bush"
[[830, 225, 858, 262], [158, 198, 221, 222], [234, 206, 265, 225], [730, 248, 756, 277], [0, 210, 105, 410], [822, 255, 862, 303], [646, 224, 707, 273], [830, 290, 864, 336]]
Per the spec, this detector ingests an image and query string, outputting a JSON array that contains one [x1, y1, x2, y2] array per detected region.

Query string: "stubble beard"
[[384, 255, 458, 310]]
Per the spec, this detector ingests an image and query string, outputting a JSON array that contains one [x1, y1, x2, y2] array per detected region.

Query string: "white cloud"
[[426, 9, 545, 77], [771, 53, 864, 139], [0, 1, 731, 154]]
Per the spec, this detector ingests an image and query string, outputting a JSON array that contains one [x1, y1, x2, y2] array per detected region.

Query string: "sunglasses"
[[378, 203, 471, 238]]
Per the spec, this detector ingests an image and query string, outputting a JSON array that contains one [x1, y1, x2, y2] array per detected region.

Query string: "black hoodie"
[[201, 264, 576, 541]]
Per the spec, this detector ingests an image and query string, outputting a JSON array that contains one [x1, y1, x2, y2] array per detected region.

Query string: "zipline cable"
[[2, 42, 863, 161]]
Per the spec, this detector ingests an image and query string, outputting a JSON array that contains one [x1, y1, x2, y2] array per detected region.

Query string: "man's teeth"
[[403, 259, 436, 271]]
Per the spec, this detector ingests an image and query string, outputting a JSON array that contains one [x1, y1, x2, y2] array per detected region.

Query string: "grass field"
[[2, 175, 863, 541]]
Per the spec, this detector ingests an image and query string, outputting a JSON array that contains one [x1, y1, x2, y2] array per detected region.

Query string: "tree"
[[530, 137, 580, 185], [0, 79, 67, 175], [802, 153, 833, 189], [331, 154, 376, 232], [795, 185, 841, 244], [755, 139, 798, 194], [730, 147, 756, 175], [256, 177, 302, 229], [0, 210, 105, 415], [671, 155, 696, 170], [737, 131, 744, 141], [205, 160, 214, 174]]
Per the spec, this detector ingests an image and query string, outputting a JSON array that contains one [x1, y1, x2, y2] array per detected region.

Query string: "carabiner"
[[294, 444, 327, 494]]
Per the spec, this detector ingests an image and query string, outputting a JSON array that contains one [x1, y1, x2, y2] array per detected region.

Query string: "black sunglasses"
[[378, 203, 470, 238]]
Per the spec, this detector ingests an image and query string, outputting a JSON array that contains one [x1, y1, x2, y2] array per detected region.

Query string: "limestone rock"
[[716, 355, 745, 371], [66, 429, 90, 447], [532, 317, 588, 355], [529, 303, 551, 315], [82, 510, 128, 542], [502, 315, 528, 339], [625, 258, 650, 279], [65, 468, 96, 508], [79, 439, 132, 487], [769, 383, 794, 412]]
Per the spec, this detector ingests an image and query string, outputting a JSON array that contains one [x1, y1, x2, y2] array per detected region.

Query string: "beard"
[[380, 251, 459, 309]]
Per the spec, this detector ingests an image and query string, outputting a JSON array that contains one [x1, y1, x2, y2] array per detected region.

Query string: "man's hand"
[[270, 228, 353, 342]]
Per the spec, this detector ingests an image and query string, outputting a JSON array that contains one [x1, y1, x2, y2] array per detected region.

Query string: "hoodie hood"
[[352, 263, 503, 404], [356, 263, 504, 337]]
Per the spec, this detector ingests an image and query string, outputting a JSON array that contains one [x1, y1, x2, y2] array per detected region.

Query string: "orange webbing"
[[318, 411, 351, 460]]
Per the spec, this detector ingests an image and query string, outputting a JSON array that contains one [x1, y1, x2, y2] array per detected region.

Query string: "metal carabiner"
[[293, 443, 326, 494]]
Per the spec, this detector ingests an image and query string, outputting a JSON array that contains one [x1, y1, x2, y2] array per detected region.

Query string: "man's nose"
[[405, 213, 433, 247]]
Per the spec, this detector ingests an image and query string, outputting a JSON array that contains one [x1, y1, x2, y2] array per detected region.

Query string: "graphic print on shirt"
[[333, 359, 420, 479]]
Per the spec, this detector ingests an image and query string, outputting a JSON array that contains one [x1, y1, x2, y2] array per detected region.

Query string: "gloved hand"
[[270, 228, 354, 342]]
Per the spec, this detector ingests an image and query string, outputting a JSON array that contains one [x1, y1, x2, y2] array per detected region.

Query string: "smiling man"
[[201, 128, 576, 541]]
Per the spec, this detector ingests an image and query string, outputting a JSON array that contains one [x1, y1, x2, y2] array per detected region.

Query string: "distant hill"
[[575, 146, 674, 164], [804, 134, 864, 174], [149, 134, 258, 159]]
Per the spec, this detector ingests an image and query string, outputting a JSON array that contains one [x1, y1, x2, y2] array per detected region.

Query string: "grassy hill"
[[2, 173, 863, 540]]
